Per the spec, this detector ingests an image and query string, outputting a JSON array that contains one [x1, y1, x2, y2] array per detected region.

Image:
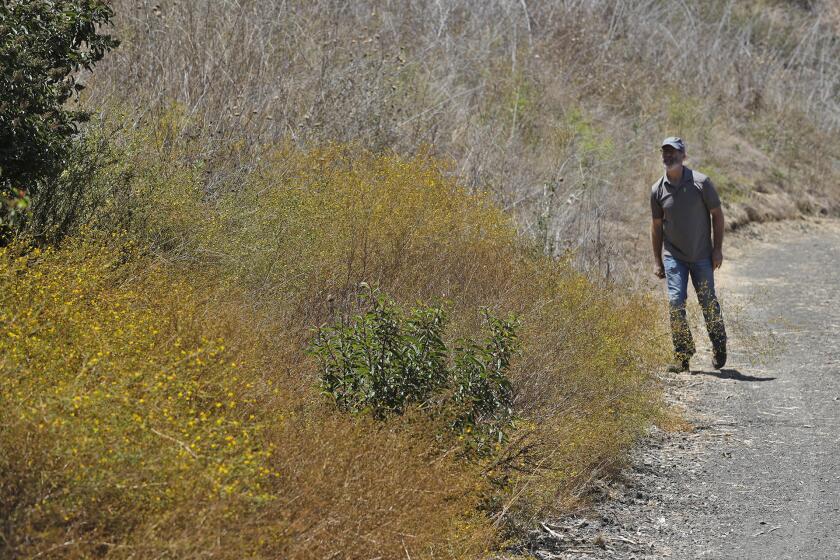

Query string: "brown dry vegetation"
[[1, 115, 663, 558], [0, 237, 490, 559], [79, 0, 840, 278], [4, 0, 839, 557]]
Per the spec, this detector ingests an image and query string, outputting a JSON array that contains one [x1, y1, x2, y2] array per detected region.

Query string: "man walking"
[[650, 137, 727, 372]]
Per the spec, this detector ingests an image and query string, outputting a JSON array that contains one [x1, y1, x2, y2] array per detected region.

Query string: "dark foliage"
[[0, 0, 118, 235], [311, 291, 519, 451]]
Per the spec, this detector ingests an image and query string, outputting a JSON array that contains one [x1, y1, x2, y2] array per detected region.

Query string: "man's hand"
[[712, 248, 723, 270], [654, 262, 666, 279]]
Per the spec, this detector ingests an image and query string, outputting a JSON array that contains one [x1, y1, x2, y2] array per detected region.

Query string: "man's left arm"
[[710, 206, 724, 269], [701, 176, 724, 270]]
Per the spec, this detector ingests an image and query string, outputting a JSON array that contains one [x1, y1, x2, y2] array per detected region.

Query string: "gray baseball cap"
[[661, 136, 686, 151]]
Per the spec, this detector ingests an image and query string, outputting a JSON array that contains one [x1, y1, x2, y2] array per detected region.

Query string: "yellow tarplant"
[[1, 114, 668, 557]]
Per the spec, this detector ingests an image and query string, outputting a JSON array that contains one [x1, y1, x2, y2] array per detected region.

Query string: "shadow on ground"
[[691, 368, 776, 382]]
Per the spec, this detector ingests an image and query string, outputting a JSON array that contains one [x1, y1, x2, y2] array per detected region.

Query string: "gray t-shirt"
[[650, 166, 721, 263]]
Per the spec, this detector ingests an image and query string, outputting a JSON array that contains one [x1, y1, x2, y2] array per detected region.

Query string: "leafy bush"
[[449, 309, 517, 446], [311, 290, 518, 448], [312, 290, 450, 418], [0, 0, 118, 236]]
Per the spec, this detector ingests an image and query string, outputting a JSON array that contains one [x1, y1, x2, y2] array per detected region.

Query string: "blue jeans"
[[664, 254, 727, 359]]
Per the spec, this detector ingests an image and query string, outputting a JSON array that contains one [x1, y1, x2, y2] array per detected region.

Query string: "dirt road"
[[517, 219, 840, 559]]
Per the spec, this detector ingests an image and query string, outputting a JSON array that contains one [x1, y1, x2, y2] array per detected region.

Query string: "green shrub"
[[27, 119, 125, 243], [310, 290, 518, 449], [0, 0, 118, 237], [449, 309, 517, 447]]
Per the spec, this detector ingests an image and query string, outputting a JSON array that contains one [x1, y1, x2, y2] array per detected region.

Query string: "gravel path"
[[512, 219, 840, 560]]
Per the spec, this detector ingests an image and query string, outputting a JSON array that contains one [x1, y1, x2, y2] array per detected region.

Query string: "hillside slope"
[[82, 0, 840, 275]]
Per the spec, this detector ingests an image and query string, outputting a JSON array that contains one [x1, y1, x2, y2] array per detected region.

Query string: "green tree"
[[0, 0, 118, 236]]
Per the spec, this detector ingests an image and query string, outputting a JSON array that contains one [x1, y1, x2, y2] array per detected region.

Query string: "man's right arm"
[[651, 218, 665, 278], [650, 185, 665, 279]]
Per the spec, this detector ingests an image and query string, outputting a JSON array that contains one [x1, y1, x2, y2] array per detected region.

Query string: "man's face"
[[661, 145, 685, 168]]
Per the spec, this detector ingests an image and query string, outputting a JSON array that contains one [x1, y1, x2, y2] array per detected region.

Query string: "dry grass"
[[656, 406, 695, 435], [0, 238, 493, 559], [79, 0, 840, 279], [9, 0, 836, 556], [2, 114, 666, 557]]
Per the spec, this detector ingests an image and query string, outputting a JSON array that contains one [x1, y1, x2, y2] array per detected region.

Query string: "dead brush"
[[77, 0, 840, 281]]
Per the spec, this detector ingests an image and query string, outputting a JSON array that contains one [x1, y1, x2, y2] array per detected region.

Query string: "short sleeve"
[[701, 177, 721, 210], [650, 187, 664, 219]]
